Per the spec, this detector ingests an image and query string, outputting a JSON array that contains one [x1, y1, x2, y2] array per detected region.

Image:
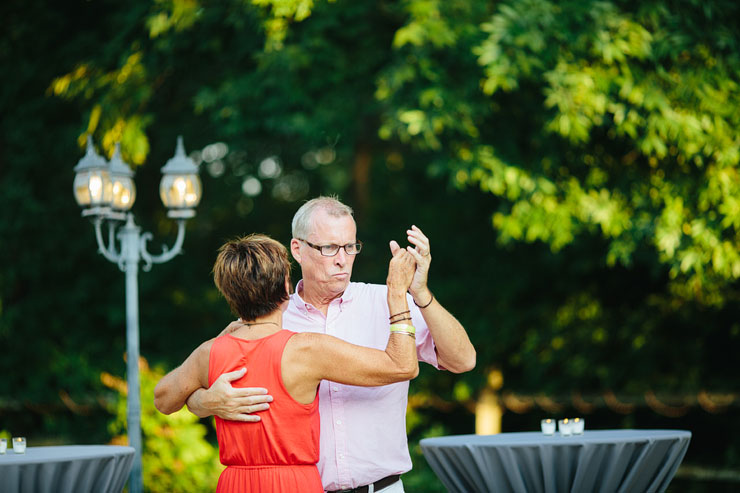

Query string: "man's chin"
[[328, 274, 351, 290]]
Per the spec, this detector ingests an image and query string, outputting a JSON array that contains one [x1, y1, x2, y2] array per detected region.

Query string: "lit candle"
[[540, 418, 556, 435], [0, 438, 7, 454], [12, 437, 26, 454], [572, 417, 585, 434], [558, 418, 573, 436]]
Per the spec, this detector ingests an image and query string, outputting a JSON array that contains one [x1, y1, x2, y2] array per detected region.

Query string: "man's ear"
[[290, 238, 302, 264]]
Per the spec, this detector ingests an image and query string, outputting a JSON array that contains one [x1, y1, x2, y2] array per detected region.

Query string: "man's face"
[[292, 210, 357, 297]]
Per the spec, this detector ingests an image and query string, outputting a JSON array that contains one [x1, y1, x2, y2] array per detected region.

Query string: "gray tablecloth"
[[0, 445, 135, 493], [420, 429, 691, 493]]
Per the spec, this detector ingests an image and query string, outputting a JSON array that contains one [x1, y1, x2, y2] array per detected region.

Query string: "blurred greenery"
[[104, 358, 223, 491], [1, 0, 740, 491]]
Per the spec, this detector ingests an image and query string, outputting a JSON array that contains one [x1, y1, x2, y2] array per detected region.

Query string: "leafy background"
[[1, 0, 739, 491]]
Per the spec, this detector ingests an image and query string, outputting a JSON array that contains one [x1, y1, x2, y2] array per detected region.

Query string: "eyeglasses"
[[298, 238, 363, 257]]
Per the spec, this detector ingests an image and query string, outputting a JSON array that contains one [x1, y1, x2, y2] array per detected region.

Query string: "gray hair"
[[291, 196, 354, 238]]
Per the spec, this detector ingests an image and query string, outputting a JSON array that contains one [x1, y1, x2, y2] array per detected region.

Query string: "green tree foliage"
[[103, 358, 223, 492], [371, 0, 740, 405], [383, 0, 740, 305]]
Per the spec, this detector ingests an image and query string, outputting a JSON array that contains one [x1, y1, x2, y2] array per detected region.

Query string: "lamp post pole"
[[122, 216, 143, 492], [74, 136, 201, 493]]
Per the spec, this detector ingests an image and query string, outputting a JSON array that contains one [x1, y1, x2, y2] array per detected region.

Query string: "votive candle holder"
[[558, 419, 573, 436], [12, 437, 26, 454]]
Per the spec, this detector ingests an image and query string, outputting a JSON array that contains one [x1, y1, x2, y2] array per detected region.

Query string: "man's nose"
[[334, 248, 347, 266]]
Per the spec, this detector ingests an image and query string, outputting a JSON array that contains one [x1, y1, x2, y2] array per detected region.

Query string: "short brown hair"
[[213, 234, 290, 321]]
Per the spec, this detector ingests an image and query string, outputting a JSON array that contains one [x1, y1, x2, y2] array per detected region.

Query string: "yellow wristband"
[[390, 323, 416, 335]]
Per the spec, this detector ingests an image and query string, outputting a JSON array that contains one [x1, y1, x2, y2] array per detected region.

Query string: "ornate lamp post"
[[73, 136, 201, 493]]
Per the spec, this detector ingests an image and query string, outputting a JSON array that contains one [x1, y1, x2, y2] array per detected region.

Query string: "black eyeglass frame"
[[297, 238, 363, 257]]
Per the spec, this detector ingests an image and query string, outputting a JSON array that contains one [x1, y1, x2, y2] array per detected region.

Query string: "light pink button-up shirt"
[[285, 281, 439, 491]]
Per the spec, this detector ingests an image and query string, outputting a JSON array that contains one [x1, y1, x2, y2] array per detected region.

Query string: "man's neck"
[[298, 281, 345, 316]]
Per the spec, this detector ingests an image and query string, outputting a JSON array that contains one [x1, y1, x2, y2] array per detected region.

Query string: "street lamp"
[[73, 136, 113, 217], [160, 136, 202, 218], [73, 135, 201, 493], [108, 142, 136, 218]]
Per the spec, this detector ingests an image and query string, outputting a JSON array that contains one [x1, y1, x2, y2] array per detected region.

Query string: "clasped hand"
[[389, 225, 432, 301]]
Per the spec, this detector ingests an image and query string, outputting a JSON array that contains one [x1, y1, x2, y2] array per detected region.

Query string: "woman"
[[154, 234, 418, 492]]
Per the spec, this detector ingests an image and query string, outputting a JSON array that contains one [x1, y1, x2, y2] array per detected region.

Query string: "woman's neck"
[[232, 312, 283, 339]]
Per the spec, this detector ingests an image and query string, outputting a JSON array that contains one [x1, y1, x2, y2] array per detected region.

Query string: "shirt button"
[[336, 420, 342, 425], [332, 386, 339, 391]]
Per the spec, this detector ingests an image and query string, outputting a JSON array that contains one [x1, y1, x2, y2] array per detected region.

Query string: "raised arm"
[[154, 340, 211, 415], [282, 249, 419, 403], [391, 225, 476, 373]]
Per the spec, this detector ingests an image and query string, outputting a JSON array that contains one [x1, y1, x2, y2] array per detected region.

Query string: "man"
[[159, 196, 475, 492]]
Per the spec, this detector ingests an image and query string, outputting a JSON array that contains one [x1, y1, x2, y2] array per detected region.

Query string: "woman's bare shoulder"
[[192, 337, 218, 361], [286, 331, 323, 350]]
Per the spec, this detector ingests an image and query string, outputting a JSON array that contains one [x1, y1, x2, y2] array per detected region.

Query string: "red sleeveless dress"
[[209, 330, 322, 492]]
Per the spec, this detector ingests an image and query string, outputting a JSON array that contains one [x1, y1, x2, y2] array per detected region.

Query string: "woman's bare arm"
[[153, 340, 212, 415]]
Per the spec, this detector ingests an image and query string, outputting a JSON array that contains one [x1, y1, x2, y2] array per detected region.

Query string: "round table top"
[[0, 445, 135, 465], [420, 429, 692, 493], [421, 429, 692, 447]]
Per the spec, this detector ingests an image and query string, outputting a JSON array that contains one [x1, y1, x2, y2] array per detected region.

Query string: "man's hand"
[[390, 225, 432, 304], [187, 368, 273, 422], [387, 248, 416, 296]]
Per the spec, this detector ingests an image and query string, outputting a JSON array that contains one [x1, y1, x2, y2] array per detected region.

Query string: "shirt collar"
[[291, 280, 354, 314]]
